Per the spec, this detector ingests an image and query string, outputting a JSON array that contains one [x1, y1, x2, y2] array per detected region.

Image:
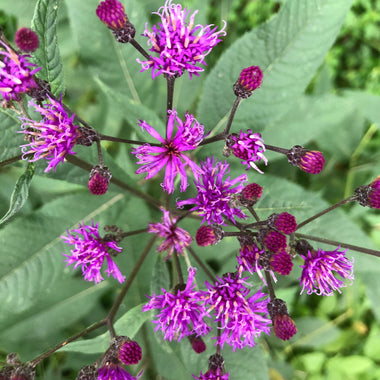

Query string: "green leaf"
[[31, 0, 65, 96], [0, 162, 35, 225], [60, 304, 150, 354], [198, 0, 353, 132], [0, 108, 23, 162]]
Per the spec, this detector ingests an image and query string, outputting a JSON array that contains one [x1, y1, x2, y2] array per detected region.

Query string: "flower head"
[[61, 220, 125, 284], [287, 145, 325, 174], [177, 157, 247, 225], [354, 177, 380, 209], [148, 208, 192, 260], [0, 41, 41, 101], [132, 109, 203, 193], [88, 166, 112, 195], [142, 267, 210, 341], [20, 95, 81, 172], [193, 368, 229, 380], [233, 66, 263, 98], [195, 225, 223, 246], [227, 130, 267, 173], [267, 212, 297, 234], [267, 298, 297, 341], [15, 27, 39, 52], [261, 229, 287, 253], [96, 0, 136, 43], [98, 363, 141, 380], [270, 250, 293, 276], [239, 182, 263, 206], [204, 266, 271, 350], [138, 0, 226, 79], [299, 247, 354, 296], [118, 339, 142, 365], [236, 238, 263, 274]]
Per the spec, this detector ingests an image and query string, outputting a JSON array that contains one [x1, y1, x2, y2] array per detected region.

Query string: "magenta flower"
[[204, 266, 271, 350], [177, 157, 248, 225], [236, 241, 263, 274], [20, 95, 80, 172], [193, 368, 229, 380], [138, 0, 226, 79], [299, 247, 354, 296], [96, 0, 128, 30], [227, 130, 267, 173], [0, 41, 41, 101], [61, 220, 125, 284], [142, 267, 210, 341], [15, 27, 39, 52], [287, 145, 325, 174], [98, 363, 142, 380], [132, 109, 204, 193], [148, 208, 192, 260]]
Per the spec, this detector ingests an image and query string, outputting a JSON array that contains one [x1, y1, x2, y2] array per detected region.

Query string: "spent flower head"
[[132, 109, 203, 193], [138, 0, 226, 79], [177, 157, 247, 225], [0, 41, 41, 101], [148, 207, 192, 259], [20, 95, 81, 172], [61, 220, 125, 284], [142, 267, 210, 341], [298, 246, 354, 296]]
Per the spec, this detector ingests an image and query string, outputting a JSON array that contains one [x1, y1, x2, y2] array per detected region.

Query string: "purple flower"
[[142, 267, 210, 341], [227, 130, 267, 173], [193, 368, 229, 380], [0, 41, 41, 101], [98, 363, 142, 380], [138, 0, 226, 79], [15, 27, 39, 52], [177, 157, 247, 225], [96, 0, 128, 30], [299, 247, 354, 296], [61, 220, 125, 284], [204, 266, 271, 350], [20, 95, 80, 172], [236, 241, 263, 274], [132, 109, 203, 193], [148, 207, 192, 260]]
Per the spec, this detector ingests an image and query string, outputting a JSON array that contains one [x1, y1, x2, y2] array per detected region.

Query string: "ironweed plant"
[[0, 0, 380, 379]]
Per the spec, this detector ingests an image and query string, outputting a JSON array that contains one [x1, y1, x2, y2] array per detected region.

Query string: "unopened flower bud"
[[233, 66, 263, 98], [15, 27, 39, 52], [270, 250, 293, 275], [239, 183, 263, 206], [76, 365, 97, 380], [354, 177, 380, 209], [118, 338, 142, 365], [88, 166, 112, 195], [195, 225, 223, 246], [188, 334, 206, 354], [96, 0, 136, 43], [267, 298, 297, 341], [267, 212, 297, 234], [287, 145, 325, 174], [260, 228, 287, 253]]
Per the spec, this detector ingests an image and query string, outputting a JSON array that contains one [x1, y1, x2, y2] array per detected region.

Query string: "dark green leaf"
[[31, 0, 65, 96], [198, 0, 354, 132], [0, 108, 23, 161], [0, 162, 35, 225]]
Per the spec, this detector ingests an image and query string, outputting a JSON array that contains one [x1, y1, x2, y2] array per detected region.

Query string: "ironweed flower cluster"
[[1, 0, 379, 379]]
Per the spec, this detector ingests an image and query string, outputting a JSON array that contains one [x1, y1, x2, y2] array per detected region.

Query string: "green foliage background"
[[0, 0, 380, 379]]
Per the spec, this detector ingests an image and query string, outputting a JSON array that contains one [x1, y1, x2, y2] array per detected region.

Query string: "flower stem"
[[130, 38, 151, 60], [265, 271, 276, 301], [107, 236, 157, 335], [187, 246, 217, 283], [119, 228, 148, 239], [166, 75, 176, 113], [247, 205, 261, 222], [30, 320, 107, 366], [0, 154, 23, 168], [99, 134, 159, 146], [96, 139, 104, 167], [65, 155, 162, 209], [223, 97, 242, 135], [295, 232, 380, 258], [173, 251, 184, 285], [297, 197, 355, 230], [264, 144, 288, 155], [198, 132, 225, 146]]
